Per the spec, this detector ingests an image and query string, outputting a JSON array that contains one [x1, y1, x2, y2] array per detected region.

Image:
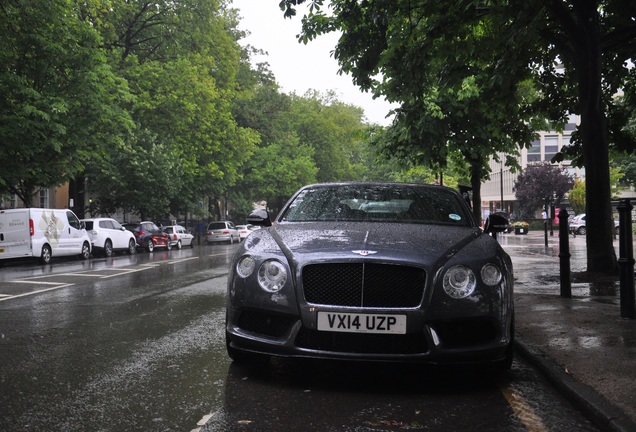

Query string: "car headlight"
[[236, 256, 256, 278], [481, 263, 502, 286], [442, 265, 476, 299], [258, 260, 287, 292]]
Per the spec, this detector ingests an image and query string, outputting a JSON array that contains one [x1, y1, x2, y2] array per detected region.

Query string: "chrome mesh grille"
[[302, 263, 426, 307]]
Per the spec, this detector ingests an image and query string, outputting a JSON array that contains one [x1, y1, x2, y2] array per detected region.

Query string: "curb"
[[514, 337, 636, 432]]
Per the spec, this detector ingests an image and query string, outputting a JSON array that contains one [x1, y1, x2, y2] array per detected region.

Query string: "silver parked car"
[[163, 225, 194, 249], [225, 182, 513, 369], [81, 218, 136, 257], [206, 221, 239, 244]]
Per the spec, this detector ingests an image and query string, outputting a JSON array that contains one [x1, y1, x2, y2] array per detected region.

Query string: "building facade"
[[481, 116, 634, 220]]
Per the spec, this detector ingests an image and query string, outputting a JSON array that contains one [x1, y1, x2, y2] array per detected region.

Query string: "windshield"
[[280, 184, 472, 226]]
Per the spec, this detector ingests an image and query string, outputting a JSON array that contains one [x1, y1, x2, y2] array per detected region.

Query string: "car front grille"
[[302, 263, 426, 308]]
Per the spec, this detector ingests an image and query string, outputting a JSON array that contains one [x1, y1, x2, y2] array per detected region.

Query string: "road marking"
[[166, 257, 200, 265], [500, 386, 549, 432], [0, 283, 74, 302], [0, 257, 201, 301]]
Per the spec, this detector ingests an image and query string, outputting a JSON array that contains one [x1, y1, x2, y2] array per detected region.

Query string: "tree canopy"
[[0, 0, 378, 223], [280, 0, 636, 274]]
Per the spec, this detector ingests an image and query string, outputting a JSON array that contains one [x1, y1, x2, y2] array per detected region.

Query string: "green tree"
[[281, 0, 636, 274], [85, 0, 257, 220], [280, 1, 542, 224], [0, 0, 131, 205], [289, 90, 367, 182], [569, 179, 586, 215], [231, 66, 319, 215], [567, 167, 626, 217]]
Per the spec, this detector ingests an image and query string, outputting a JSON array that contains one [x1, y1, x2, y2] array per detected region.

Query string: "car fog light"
[[481, 263, 502, 286], [442, 265, 476, 299], [258, 260, 287, 292], [237, 256, 256, 278]]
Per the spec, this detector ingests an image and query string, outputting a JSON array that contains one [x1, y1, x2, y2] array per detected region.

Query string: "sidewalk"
[[499, 231, 636, 432]]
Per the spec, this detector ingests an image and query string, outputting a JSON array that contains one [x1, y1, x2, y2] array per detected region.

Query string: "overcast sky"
[[234, 0, 396, 126]]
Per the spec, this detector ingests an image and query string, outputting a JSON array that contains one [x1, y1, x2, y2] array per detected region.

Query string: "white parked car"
[[81, 218, 136, 257], [163, 225, 194, 249], [569, 213, 619, 236], [236, 224, 256, 241], [206, 221, 239, 244]]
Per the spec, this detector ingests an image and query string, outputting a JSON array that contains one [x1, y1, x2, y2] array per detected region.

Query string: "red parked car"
[[122, 221, 172, 252]]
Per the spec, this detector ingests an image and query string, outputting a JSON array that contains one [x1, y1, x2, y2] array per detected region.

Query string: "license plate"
[[317, 312, 406, 334], [0, 248, 4, 253]]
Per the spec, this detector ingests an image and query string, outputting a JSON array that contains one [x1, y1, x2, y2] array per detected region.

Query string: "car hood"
[[243, 222, 487, 267]]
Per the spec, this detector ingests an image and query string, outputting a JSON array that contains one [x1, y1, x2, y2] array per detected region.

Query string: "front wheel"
[[80, 242, 91, 260], [127, 239, 136, 255], [40, 244, 52, 264], [103, 240, 113, 257]]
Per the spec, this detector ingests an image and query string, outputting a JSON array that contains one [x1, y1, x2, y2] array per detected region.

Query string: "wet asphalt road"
[[0, 242, 601, 431]]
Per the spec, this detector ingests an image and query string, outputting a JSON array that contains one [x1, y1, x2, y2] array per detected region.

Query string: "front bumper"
[[226, 306, 512, 365]]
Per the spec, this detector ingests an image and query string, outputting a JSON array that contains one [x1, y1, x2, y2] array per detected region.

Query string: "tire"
[[577, 226, 586, 235], [127, 239, 136, 255], [190, 240, 194, 249], [176, 240, 182, 250], [103, 240, 113, 257], [228, 235, 234, 244], [80, 242, 91, 260], [166, 240, 172, 251], [40, 244, 52, 264], [146, 240, 154, 252]]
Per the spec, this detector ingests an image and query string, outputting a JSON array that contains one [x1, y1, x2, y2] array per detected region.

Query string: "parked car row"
[[205, 221, 260, 244], [84, 219, 195, 255], [0, 206, 257, 265]]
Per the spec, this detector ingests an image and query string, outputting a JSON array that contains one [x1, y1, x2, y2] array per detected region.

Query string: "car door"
[[108, 219, 128, 249], [64, 210, 86, 255]]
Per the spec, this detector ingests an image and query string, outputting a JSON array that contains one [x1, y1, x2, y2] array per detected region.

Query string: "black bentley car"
[[225, 182, 513, 369]]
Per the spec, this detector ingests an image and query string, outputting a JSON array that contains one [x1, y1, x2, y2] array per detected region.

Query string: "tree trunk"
[[575, 4, 617, 274]]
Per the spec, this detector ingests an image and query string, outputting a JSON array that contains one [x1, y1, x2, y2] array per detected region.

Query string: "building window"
[[10, 194, 18, 209], [527, 140, 541, 162], [561, 134, 571, 149], [544, 135, 559, 161], [39, 189, 49, 208]]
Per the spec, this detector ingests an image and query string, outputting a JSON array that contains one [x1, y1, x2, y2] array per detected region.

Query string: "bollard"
[[617, 199, 636, 319], [558, 208, 571, 298]]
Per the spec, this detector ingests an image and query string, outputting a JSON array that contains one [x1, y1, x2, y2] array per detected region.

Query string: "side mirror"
[[484, 214, 509, 234], [80, 221, 86, 230], [247, 209, 272, 227]]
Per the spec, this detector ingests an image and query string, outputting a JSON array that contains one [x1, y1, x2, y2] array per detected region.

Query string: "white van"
[[0, 208, 92, 264]]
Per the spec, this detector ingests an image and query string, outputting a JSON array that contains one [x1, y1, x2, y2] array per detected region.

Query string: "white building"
[[481, 116, 636, 220], [481, 117, 584, 219]]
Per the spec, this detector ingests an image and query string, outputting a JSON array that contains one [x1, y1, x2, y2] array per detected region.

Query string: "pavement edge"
[[515, 337, 636, 432]]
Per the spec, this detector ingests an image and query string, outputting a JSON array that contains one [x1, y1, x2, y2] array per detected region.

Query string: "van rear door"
[[0, 209, 32, 259]]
